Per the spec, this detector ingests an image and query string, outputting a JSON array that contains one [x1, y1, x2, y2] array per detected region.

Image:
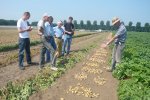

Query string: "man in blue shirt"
[[45, 16, 57, 63], [104, 17, 127, 72], [37, 13, 57, 70], [54, 21, 64, 58]]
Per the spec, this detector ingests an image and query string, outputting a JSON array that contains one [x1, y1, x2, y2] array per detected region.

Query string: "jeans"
[[46, 37, 56, 62], [18, 38, 31, 67], [62, 37, 72, 55], [111, 43, 125, 70], [39, 35, 57, 67]]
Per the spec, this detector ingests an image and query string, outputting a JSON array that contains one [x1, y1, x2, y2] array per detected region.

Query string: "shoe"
[[51, 67, 58, 71], [106, 68, 113, 72], [19, 66, 25, 70], [39, 65, 44, 69], [28, 62, 37, 65]]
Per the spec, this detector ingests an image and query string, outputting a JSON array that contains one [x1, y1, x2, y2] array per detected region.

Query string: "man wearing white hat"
[[104, 17, 127, 72], [37, 13, 57, 70]]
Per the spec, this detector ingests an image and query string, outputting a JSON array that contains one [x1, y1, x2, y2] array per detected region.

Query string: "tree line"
[[0, 19, 150, 32]]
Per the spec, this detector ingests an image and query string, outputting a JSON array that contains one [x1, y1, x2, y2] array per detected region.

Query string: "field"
[[0, 28, 149, 100], [0, 28, 94, 46], [113, 32, 150, 99]]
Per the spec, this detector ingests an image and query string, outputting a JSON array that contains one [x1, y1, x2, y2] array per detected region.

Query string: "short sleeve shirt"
[[37, 20, 47, 36], [64, 23, 74, 33], [17, 18, 29, 38], [44, 22, 54, 36], [115, 22, 127, 44], [53, 26, 64, 38]]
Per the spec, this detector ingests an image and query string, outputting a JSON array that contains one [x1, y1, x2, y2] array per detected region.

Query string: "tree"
[[31, 21, 38, 26], [144, 23, 150, 32], [136, 22, 141, 32], [73, 20, 78, 29], [100, 20, 105, 30], [128, 21, 133, 31], [79, 20, 84, 29], [63, 20, 67, 25], [93, 20, 98, 30], [86, 20, 92, 30], [106, 21, 110, 30], [0, 19, 17, 25]]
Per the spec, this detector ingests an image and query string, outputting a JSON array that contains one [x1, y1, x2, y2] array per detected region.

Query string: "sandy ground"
[[29, 33, 118, 100]]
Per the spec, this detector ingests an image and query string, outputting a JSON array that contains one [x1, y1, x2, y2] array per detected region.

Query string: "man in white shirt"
[[37, 14, 57, 70], [17, 12, 33, 70]]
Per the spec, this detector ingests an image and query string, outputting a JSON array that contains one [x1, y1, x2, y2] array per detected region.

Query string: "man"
[[45, 16, 57, 62], [17, 12, 33, 70], [62, 16, 75, 56], [37, 13, 57, 70], [54, 21, 64, 57], [104, 17, 127, 72]]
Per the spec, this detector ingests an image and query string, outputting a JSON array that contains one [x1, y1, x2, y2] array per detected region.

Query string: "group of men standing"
[[17, 12, 75, 70], [17, 12, 127, 73]]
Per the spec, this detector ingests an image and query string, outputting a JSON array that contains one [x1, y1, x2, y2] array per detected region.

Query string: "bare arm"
[[18, 26, 32, 33], [106, 35, 118, 45], [65, 30, 72, 34], [37, 27, 43, 36]]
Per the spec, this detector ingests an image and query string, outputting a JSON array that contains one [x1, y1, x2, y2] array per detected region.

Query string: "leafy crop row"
[[113, 32, 150, 100]]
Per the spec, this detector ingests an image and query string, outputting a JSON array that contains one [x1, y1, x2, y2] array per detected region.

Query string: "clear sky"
[[0, 0, 150, 26]]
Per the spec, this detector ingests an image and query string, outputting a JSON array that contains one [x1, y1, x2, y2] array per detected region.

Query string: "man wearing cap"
[[104, 17, 127, 72], [17, 12, 33, 70], [37, 13, 57, 70], [62, 16, 75, 56]]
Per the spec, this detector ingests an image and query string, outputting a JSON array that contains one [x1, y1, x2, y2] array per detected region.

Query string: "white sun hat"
[[112, 17, 120, 25], [43, 13, 49, 17]]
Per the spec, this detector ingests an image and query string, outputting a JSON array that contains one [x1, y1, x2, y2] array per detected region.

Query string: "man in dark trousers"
[[37, 13, 57, 70], [17, 12, 33, 70], [62, 16, 75, 56]]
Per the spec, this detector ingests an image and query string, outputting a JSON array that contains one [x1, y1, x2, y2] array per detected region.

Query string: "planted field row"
[[0, 43, 96, 100], [113, 32, 150, 99]]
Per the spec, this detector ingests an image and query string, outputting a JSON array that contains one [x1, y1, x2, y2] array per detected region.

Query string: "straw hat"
[[112, 17, 120, 25]]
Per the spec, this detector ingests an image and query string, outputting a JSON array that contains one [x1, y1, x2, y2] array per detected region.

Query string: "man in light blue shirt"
[[104, 17, 127, 72], [54, 21, 64, 57], [45, 16, 57, 63]]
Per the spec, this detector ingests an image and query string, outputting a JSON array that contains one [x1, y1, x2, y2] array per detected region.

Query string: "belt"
[[55, 37, 62, 39], [115, 42, 125, 45]]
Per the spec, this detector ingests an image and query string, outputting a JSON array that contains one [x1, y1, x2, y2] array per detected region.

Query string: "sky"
[[0, 0, 150, 26]]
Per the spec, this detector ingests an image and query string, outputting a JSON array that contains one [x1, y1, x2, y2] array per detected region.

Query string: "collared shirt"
[[17, 18, 29, 38], [37, 19, 47, 36], [44, 22, 54, 36], [115, 22, 127, 44], [53, 26, 64, 38]]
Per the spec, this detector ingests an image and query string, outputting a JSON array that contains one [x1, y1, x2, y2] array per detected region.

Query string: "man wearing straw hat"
[[103, 17, 127, 72]]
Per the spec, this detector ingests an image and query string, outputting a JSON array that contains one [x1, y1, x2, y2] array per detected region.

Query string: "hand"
[[27, 26, 32, 31], [101, 43, 108, 49], [67, 32, 72, 34]]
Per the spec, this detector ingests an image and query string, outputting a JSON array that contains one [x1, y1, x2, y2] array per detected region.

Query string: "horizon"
[[0, 0, 150, 26]]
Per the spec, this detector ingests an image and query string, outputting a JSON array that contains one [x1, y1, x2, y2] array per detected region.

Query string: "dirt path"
[[0, 33, 107, 88], [29, 33, 118, 100]]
